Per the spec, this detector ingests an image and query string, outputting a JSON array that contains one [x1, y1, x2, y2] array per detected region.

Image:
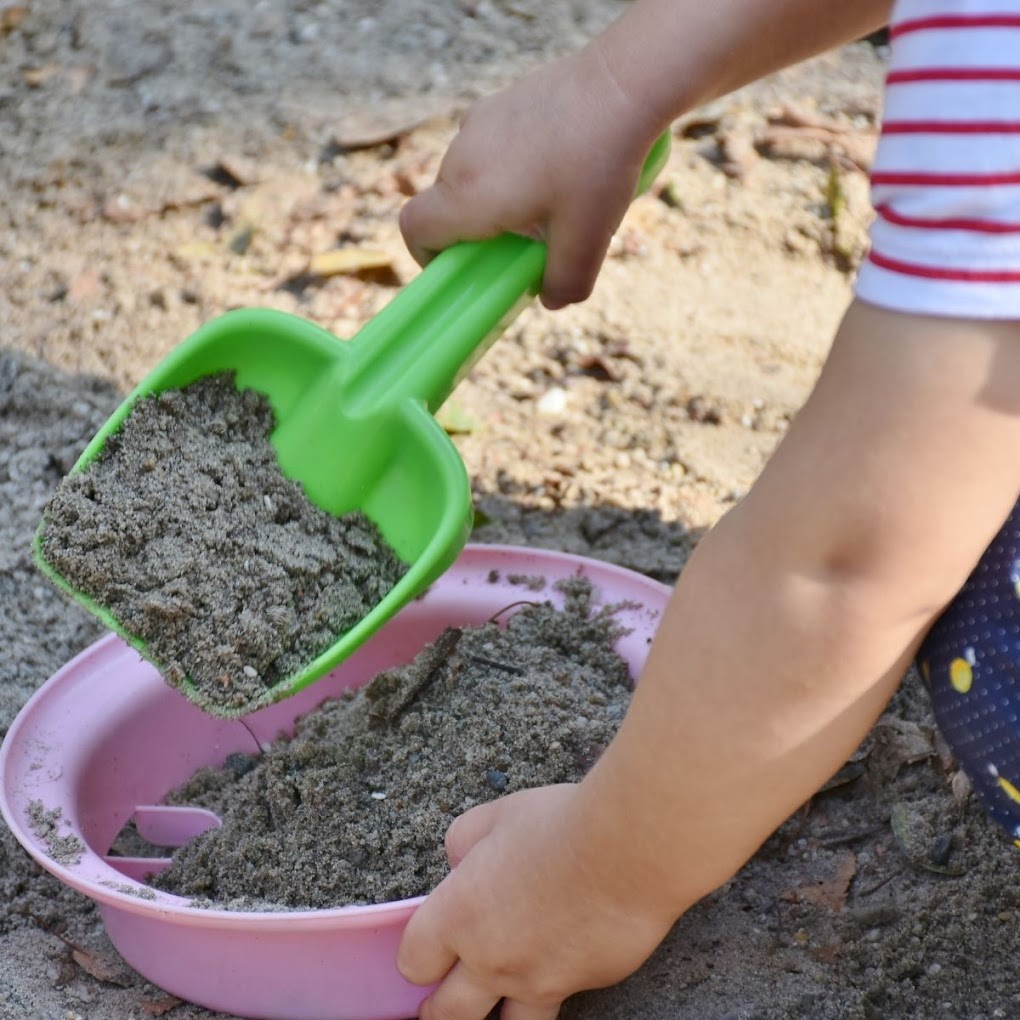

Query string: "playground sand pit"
[[3, 3, 1020, 1018]]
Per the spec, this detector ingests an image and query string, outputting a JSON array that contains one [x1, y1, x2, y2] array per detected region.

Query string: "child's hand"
[[398, 0, 893, 310], [399, 44, 660, 310], [397, 783, 674, 1020]]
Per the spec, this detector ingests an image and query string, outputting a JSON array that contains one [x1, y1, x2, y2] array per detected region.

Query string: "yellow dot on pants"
[[949, 657, 973, 694], [999, 775, 1020, 805]]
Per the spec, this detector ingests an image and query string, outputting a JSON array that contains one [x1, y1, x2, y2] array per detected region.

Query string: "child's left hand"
[[397, 783, 674, 1020]]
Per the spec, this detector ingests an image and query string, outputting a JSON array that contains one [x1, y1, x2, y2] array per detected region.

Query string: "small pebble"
[[243, 665, 258, 679], [485, 769, 509, 792], [537, 387, 568, 415]]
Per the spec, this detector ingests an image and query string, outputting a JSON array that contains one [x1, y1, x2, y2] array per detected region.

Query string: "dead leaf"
[[23, 64, 61, 88], [436, 400, 480, 435], [71, 946, 133, 987], [868, 717, 935, 784], [818, 760, 866, 794], [140, 992, 183, 1016], [759, 123, 877, 174], [951, 768, 972, 807], [308, 248, 393, 278], [0, 5, 28, 33], [329, 101, 447, 152], [781, 852, 857, 911]]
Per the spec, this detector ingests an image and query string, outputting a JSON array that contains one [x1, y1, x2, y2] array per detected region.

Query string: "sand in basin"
[[151, 579, 633, 910]]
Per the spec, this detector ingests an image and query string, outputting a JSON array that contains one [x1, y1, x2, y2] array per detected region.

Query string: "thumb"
[[445, 798, 503, 867]]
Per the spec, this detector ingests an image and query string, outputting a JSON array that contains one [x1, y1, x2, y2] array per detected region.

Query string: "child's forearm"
[[576, 302, 1020, 917], [594, 0, 893, 136]]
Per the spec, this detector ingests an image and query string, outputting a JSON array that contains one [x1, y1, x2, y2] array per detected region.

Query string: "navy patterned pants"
[[919, 500, 1020, 846]]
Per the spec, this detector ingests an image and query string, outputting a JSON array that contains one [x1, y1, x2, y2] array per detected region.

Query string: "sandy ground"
[[2, 2, 1020, 1019]]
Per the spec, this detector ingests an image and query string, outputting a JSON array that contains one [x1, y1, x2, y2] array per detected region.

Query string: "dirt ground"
[[2, 2, 1019, 1019]]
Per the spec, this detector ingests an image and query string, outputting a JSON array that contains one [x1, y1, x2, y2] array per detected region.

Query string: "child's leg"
[[919, 498, 1020, 845]]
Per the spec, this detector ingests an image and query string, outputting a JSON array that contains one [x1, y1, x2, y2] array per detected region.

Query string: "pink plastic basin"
[[0, 545, 670, 1020]]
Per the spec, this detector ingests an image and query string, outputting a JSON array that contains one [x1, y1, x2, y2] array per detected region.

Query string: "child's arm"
[[399, 4, 1020, 1018], [401, 0, 891, 308], [398, 303, 1020, 1020]]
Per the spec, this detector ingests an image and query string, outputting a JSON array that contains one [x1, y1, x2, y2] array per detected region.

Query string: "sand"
[[39, 373, 406, 716], [151, 581, 631, 909], [4, 3, 1020, 1015]]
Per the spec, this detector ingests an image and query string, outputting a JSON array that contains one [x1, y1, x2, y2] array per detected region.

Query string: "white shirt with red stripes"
[[855, 0, 1020, 319]]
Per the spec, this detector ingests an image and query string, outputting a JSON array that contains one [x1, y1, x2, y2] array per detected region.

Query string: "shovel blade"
[[34, 308, 472, 714]]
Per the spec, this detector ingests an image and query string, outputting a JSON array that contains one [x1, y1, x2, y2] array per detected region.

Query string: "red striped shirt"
[[882, 120, 1020, 134], [888, 67, 1020, 83], [868, 250, 1020, 282], [871, 170, 1020, 186], [876, 203, 1020, 233], [892, 14, 1020, 38], [856, 1, 1020, 317]]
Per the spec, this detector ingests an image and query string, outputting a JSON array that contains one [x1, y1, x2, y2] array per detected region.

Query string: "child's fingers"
[[417, 962, 501, 1020], [445, 799, 501, 867], [500, 997, 563, 1020], [398, 183, 458, 266], [396, 881, 459, 986], [541, 194, 629, 310], [399, 179, 504, 266]]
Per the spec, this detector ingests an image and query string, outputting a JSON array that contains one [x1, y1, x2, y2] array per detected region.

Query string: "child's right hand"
[[399, 42, 662, 310], [398, 783, 679, 1020]]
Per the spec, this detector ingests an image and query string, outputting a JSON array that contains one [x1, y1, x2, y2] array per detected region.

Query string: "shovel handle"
[[344, 131, 672, 415]]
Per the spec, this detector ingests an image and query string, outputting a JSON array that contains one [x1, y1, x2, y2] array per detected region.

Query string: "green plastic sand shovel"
[[34, 133, 671, 713]]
